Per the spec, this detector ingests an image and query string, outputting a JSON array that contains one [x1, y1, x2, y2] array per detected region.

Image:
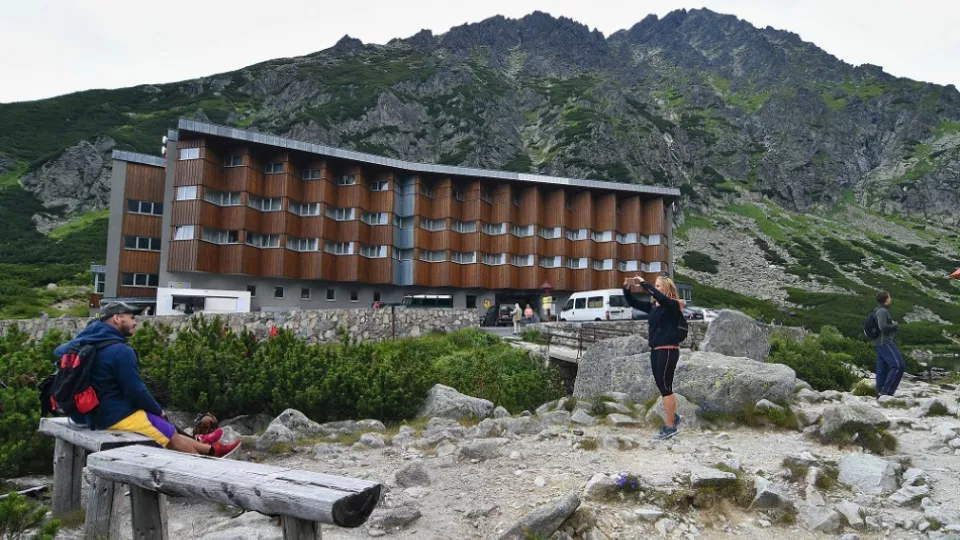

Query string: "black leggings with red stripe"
[[651, 349, 680, 397]]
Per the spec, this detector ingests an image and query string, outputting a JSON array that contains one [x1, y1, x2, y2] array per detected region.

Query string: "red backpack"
[[48, 340, 122, 416]]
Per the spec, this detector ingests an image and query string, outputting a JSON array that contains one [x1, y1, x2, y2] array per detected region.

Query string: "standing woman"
[[623, 275, 685, 440]]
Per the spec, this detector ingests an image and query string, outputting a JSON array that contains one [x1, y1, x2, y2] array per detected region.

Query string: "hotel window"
[[359, 245, 387, 258], [93, 273, 106, 294], [201, 229, 239, 245], [248, 196, 282, 212], [325, 207, 356, 221], [290, 202, 320, 216], [480, 188, 493, 204], [246, 233, 280, 248], [326, 289, 335, 301], [247, 285, 257, 297], [286, 237, 319, 252], [565, 228, 588, 241], [178, 148, 199, 160], [565, 199, 574, 211], [452, 188, 464, 202], [264, 162, 284, 174], [301, 288, 311, 300], [338, 174, 357, 186], [350, 291, 359, 302], [121, 273, 159, 287], [124, 236, 161, 251], [324, 241, 354, 255], [451, 220, 477, 233], [591, 230, 613, 242], [616, 232, 638, 244], [361, 212, 389, 226], [512, 194, 520, 206], [173, 225, 195, 240], [393, 216, 413, 229], [274, 287, 284, 299], [641, 262, 663, 273], [642, 234, 662, 246], [539, 227, 561, 239], [452, 251, 477, 264], [302, 168, 321, 180], [483, 253, 506, 265], [567, 257, 588, 270], [539, 256, 561, 268], [203, 189, 241, 206], [481, 222, 505, 235], [510, 254, 534, 267], [419, 250, 447, 262], [592, 259, 614, 271], [373, 292, 382, 303], [420, 218, 447, 232], [175, 186, 198, 201], [392, 248, 413, 260], [223, 155, 243, 167], [420, 184, 433, 198], [510, 224, 534, 237], [127, 200, 163, 216], [618, 260, 639, 272], [371, 180, 389, 191]]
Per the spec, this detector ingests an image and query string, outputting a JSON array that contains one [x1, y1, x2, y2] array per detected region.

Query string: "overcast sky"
[[1, 0, 957, 104]]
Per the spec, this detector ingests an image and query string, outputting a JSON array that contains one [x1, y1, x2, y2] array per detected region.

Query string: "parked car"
[[559, 289, 632, 322], [682, 306, 705, 320]]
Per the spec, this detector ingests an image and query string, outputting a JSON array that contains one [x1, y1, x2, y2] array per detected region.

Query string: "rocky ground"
[[47, 375, 960, 540]]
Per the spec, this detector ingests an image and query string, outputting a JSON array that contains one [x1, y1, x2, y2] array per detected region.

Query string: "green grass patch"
[[725, 204, 788, 242], [767, 328, 858, 392], [823, 426, 898, 455], [926, 401, 951, 417], [934, 120, 960, 138], [676, 214, 714, 240], [852, 380, 878, 397], [48, 209, 110, 240], [880, 399, 909, 409]]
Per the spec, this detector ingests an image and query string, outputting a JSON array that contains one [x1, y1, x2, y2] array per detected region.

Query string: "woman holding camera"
[[622, 275, 685, 440]]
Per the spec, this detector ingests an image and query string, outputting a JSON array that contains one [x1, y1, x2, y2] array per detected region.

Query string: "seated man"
[[54, 302, 240, 457]]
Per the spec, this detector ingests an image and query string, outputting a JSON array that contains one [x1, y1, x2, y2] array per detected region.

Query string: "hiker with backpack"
[[864, 290, 905, 396], [50, 302, 240, 457], [622, 275, 687, 441]]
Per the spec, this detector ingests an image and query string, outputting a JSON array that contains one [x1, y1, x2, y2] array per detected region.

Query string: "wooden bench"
[[37, 417, 157, 520], [87, 445, 382, 540]]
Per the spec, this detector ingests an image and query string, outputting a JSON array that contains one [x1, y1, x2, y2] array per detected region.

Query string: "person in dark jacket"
[[873, 291, 905, 396], [54, 302, 240, 457], [623, 275, 685, 440]]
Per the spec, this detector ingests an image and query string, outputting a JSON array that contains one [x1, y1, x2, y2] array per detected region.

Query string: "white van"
[[559, 289, 632, 322]]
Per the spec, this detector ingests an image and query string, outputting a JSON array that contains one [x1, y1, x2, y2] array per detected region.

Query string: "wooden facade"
[[116, 163, 165, 299]]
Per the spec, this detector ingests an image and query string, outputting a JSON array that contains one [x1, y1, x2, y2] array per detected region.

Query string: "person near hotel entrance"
[[622, 275, 685, 440], [511, 302, 522, 334], [872, 290, 905, 397], [53, 302, 241, 457]]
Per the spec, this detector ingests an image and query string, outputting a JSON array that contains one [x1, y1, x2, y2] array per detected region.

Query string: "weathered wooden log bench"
[[86, 445, 382, 540], [37, 417, 157, 517]]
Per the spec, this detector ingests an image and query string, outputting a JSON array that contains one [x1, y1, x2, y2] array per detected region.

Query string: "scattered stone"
[[503, 416, 543, 436], [534, 476, 547, 488], [359, 433, 386, 448], [540, 410, 572, 425], [536, 401, 557, 416], [255, 422, 296, 451], [466, 504, 499, 519], [357, 419, 387, 432], [755, 399, 785, 414], [418, 384, 494, 420], [312, 443, 342, 456], [583, 473, 618, 501], [493, 406, 511, 418], [655, 517, 678, 535], [794, 408, 822, 427], [716, 458, 741, 471], [498, 491, 580, 540], [220, 414, 273, 435], [840, 534, 861, 540], [801, 506, 842, 533], [888, 484, 931, 506], [749, 477, 795, 511], [391, 432, 414, 449], [473, 418, 503, 438], [819, 404, 891, 442], [571, 410, 597, 426], [633, 508, 664, 522], [269, 408, 324, 438], [757, 519, 771, 528], [795, 388, 823, 403], [603, 401, 632, 414], [367, 504, 422, 531], [700, 310, 771, 361], [835, 501, 865, 529], [689, 466, 737, 488], [920, 398, 951, 417], [458, 438, 507, 461], [902, 468, 928, 486], [607, 413, 641, 427], [435, 441, 457, 458], [837, 454, 899, 495], [821, 390, 842, 401], [394, 461, 430, 488]]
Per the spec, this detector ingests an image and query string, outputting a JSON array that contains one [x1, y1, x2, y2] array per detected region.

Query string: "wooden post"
[[52, 439, 84, 516], [281, 516, 321, 540], [84, 476, 124, 540], [129, 486, 168, 540]]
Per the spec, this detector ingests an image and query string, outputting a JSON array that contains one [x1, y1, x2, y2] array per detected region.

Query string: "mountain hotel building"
[[91, 119, 680, 314]]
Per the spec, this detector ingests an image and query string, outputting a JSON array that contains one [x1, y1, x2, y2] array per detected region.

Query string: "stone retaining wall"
[[0, 308, 478, 344], [527, 320, 710, 349]]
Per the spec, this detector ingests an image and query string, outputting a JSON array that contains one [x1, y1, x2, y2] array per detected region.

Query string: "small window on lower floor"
[[247, 285, 257, 297], [301, 288, 311, 300], [274, 287, 284, 299], [326, 289, 335, 301], [373, 292, 382, 303], [350, 291, 359, 302], [466, 295, 477, 309]]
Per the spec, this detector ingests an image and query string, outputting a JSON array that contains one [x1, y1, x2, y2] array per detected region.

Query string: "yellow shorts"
[[107, 410, 175, 447]]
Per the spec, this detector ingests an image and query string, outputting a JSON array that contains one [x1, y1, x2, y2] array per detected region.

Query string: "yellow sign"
[[483, 299, 492, 309], [542, 296, 553, 307]]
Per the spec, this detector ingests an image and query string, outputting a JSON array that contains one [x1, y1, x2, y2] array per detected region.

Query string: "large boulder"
[[700, 310, 771, 361], [220, 414, 273, 436], [270, 409, 324, 439], [572, 336, 650, 400], [837, 454, 899, 495], [418, 384, 494, 420], [498, 491, 581, 540], [819, 404, 891, 442]]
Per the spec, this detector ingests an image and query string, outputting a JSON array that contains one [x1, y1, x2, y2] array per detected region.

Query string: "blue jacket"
[[54, 321, 162, 429], [622, 282, 683, 349]]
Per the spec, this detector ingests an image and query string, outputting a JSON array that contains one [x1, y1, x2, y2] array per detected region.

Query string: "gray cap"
[[99, 301, 144, 320]]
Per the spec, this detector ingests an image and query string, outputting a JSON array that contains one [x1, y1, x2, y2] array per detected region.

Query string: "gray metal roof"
[[100, 297, 157, 305], [177, 119, 681, 198], [111, 150, 166, 167]]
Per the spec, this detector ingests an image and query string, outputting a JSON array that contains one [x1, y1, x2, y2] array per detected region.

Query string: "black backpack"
[[863, 309, 881, 339], [44, 340, 122, 417], [677, 311, 689, 342]]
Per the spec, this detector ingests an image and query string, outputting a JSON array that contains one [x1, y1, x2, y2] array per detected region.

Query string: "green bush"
[[682, 251, 720, 274], [0, 327, 67, 478], [767, 329, 857, 392], [0, 490, 59, 540]]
